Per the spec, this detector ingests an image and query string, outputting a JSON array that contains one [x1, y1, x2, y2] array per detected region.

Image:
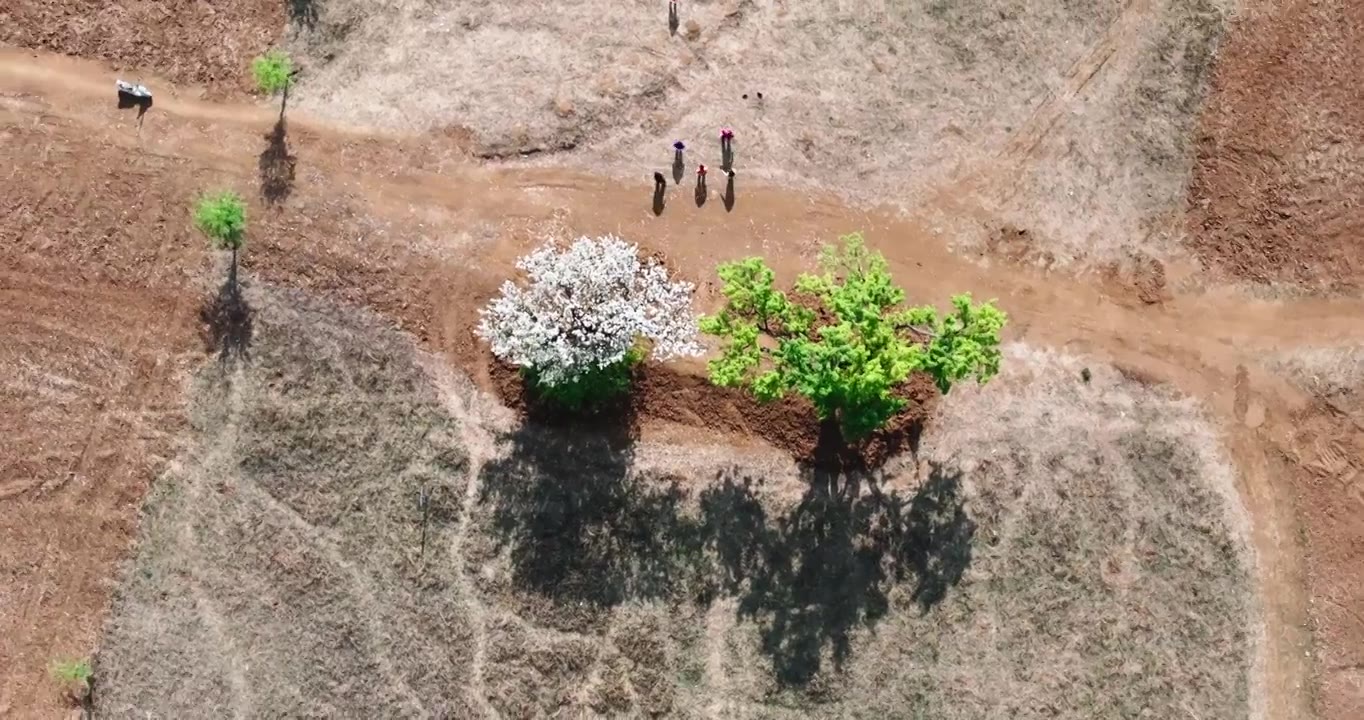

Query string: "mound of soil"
[[1186, 0, 1364, 290], [1, 0, 283, 92], [488, 358, 937, 471]]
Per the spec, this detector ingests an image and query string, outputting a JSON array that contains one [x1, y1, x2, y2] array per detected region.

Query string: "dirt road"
[[1, 47, 1361, 718]]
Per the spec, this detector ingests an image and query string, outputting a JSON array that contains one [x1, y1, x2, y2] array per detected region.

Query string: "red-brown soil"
[[1, 0, 284, 94], [1188, 7, 1364, 708], [1187, 0, 1364, 291], [0, 268, 197, 717], [487, 359, 937, 471], [1283, 399, 1364, 720]]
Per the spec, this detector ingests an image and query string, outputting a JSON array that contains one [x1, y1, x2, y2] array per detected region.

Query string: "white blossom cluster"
[[477, 235, 702, 386]]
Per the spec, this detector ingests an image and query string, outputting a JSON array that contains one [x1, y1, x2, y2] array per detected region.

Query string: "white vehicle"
[[116, 79, 152, 100]]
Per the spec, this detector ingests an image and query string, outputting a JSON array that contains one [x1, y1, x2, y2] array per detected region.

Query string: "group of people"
[[653, 128, 737, 198]]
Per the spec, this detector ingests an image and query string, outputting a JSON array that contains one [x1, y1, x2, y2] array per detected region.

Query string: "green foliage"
[[528, 348, 643, 411], [251, 50, 293, 96], [192, 191, 247, 251], [908, 292, 1008, 395], [49, 658, 92, 685], [700, 233, 1006, 439]]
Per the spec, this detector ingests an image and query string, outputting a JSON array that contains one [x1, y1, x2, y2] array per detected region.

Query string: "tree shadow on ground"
[[479, 406, 710, 606], [199, 278, 254, 362], [259, 117, 297, 206], [702, 464, 973, 685], [287, 0, 319, 29], [901, 466, 975, 608], [480, 412, 974, 686]]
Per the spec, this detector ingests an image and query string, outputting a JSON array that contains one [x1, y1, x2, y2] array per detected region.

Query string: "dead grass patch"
[[289, 0, 1230, 267], [465, 344, 1258, 717], [97, 285, 477, 716], [1268, 346, 1364, 414], [977, 0, 1233, 266], [890, 344, 1258, 719], [97, 287, 1257, 718]]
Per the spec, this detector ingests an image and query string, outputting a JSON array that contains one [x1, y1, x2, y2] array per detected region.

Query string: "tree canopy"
[[477, 235, 700, 409], [192, 191, 247, 252], [251, 50, 293, 96], [700, 233, 1006, 438]]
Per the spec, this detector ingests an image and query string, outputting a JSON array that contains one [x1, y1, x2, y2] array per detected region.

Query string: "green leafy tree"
[[251, 50, 294, 117], [700, 233, 1006, 439], [193, 191, 247, 286]]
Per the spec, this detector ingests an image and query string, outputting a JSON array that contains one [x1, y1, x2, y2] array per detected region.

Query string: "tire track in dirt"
[[429, 364, 509, 719], [1280, 397, 1364, 720], [180, 369, 433, 717], [449, 453, 498, 719], [998, 0, 1152, 166], [234, 475, 430, 712], [228, 481, 433, 716], [183, 583, 250, 719], [701, 599, 736, 720], [178, 370, 253, 719], [927, 0, 1156, 215]]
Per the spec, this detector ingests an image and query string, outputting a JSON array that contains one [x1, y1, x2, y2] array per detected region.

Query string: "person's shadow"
[[695, 176, 707, 207], [672, 149, 685, 184], [723, 173, 735, 212], [668, 3, 680, 36], [652, 180, 666, 216]]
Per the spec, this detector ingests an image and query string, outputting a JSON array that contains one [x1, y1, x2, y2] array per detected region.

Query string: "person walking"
[[719, 127, 735, 170], [672, 140, 686, 183]]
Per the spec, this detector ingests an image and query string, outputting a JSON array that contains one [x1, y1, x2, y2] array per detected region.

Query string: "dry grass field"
[[288, 0, 1233, 268], [97, 288, 480, 717], [2, 0, 1364, 718], [95, 294, 1259, 718]]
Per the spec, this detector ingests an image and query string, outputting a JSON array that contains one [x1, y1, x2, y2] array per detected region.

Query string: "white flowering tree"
[[477, 235, 702, 408]]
